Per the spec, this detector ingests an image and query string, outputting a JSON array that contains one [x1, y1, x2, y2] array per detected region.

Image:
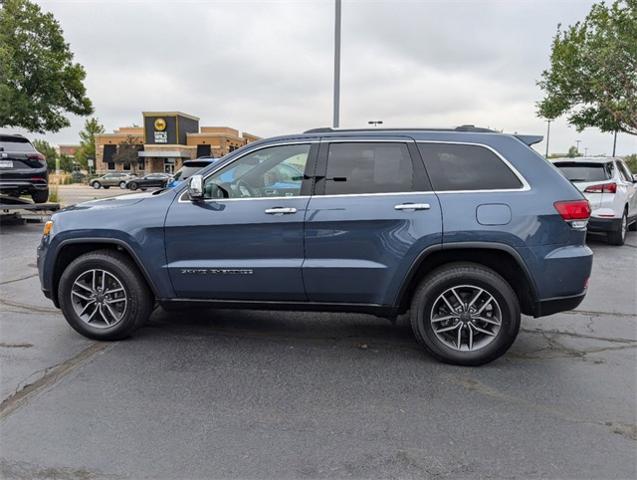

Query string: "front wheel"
[[91, 181, 101, 189], [58, 250, 153, 340], [128, 182, 138, 190], [119, 181, 127, 189], [607, 210, 627, 246], [410, 262, 520, 366]]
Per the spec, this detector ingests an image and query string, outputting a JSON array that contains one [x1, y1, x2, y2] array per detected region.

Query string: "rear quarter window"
[[553, 162, 612, 182], [417, 143, 523, 191]]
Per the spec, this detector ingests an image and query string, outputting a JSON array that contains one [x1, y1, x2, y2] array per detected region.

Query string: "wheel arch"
[[395, 242, 539, 317], [51, 239, 159, 307]]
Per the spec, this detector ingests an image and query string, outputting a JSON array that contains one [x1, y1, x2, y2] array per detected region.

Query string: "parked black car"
[[0, 134, 49, 203], [127, 173, 172, 191]]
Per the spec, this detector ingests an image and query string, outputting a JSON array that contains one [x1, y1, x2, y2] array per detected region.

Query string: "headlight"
[[42, 220, 53, 237]]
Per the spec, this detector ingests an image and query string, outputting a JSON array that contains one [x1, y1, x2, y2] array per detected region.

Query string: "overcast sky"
[[6, 0, 637, 156]]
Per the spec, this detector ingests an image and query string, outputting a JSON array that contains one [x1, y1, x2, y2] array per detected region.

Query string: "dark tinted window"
[[418, 143, 522, 191], [324, 143, 414, 195], [554, 162, 612, 182], [0, 136, 35, 153]]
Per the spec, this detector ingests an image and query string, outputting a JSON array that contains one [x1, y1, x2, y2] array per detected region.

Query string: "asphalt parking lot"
[[0, 202, 635, 479]]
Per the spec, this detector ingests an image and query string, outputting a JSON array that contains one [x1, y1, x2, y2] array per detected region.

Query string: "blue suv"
[[37, 127, 593, 365]]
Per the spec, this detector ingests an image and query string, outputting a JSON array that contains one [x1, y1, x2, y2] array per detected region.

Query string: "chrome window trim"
[[177, 140, 317, 203], [415, 140, 531, 193], [310, 191, 435, 199]]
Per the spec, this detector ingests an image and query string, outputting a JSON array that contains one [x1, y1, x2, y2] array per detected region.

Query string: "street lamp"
[[333, 0, 341, 128], [584, 147, 589, 157], [368, 120, 383, 127], [545, 119, 551, 158], [575, 139, 581, 155]]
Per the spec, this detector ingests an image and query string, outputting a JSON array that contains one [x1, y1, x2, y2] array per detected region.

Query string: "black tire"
[[31, 189, 49, 203], [103, 185, 110, 189], [58, 249, 153, 341], [92, 181, 101, 189], [410, 262, 521, 366], [129, 182, 138, 190], [607, 209, 627, 246]]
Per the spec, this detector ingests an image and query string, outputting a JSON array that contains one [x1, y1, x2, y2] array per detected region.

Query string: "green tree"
[[58, 153, 73, 173], [537, 0, 637, 135], [75, 117, 104, 170], [112, 135, 142, 173], [0, 0, 93, 133], [624, 153, 637, 172], [567, 146, 580, 157], [32, 138, 57, 171]]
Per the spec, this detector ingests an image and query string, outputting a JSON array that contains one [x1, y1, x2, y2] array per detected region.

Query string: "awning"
[[138, 151, 191, 158]]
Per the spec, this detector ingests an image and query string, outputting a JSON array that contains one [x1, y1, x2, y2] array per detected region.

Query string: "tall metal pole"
[[612, 130, 618, 156], [545, 120, 551, 158], [333, 0, 341, 128]]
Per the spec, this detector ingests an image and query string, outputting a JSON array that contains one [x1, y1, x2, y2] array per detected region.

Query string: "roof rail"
[[303, 125, 497, 134]]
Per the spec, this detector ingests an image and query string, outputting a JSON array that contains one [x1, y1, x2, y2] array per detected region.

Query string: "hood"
[[62, 191, 155, 212]]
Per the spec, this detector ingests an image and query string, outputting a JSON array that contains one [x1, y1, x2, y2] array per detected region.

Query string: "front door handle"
[[394, 203, 431, 211], [265, 207, 297, 215]]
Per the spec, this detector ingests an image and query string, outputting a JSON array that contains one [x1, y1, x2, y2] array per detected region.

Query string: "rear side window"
[[324, 143, 414, 195], [418, 143, 523, 191], [617, 161, 633, 182], [553, 162, 613, 182], [0, 136, 35, 153]]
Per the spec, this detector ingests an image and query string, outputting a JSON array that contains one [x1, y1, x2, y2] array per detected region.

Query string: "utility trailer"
[[0, 195, 60, 226]]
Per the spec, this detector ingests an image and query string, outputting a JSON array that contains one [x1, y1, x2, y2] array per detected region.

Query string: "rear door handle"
[[394, 203, 430, 211], [265, 207, 297, 215]]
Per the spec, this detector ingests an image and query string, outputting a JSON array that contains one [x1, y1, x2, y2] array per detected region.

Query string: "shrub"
[[624, 154, 637, 173]]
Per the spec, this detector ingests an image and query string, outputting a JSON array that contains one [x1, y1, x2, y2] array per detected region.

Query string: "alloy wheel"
[[430, 284, 502, 352], [71, 269, 128, 328]]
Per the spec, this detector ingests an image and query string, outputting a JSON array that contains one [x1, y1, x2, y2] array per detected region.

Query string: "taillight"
[[584, 182, 616, 194], [28, 152, 46, 165], [554, 199, 591, 229]]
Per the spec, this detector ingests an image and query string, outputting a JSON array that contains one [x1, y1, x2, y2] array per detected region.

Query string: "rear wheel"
[[119, 181, 127, 189], [607, 210, 627, 245], [410, 262, 520, 366], [129, 182, 138, 190], [31, 189, 49, 203], [58, 250, 153, 340], [91, 181, 101, 189]]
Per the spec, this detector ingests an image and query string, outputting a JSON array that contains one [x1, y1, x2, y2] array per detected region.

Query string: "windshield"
[[554, 162, 613, 182], [0, 136, 35, 153]]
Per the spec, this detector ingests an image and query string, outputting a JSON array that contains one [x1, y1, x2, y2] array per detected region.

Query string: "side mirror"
[[188, 174, 204, 200]]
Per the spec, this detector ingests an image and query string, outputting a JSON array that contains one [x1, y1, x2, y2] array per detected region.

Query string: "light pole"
[[333, 0, 341, 128], [584, 147, 589, 157], [612, 131, 618, 156], [575, 139, 581, 155], [368, 120, 383, 127], [545, 120, 551, 158]]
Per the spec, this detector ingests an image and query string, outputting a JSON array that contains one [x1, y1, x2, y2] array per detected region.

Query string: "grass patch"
[[48, 185, 60, 203]]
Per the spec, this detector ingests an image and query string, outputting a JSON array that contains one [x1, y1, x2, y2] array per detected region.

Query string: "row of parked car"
[[89, 159, 219, 191]]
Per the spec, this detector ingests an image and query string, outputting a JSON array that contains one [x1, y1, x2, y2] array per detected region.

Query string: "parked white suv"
[[552, 157, 637, 245], [551, 157, 637, 245]]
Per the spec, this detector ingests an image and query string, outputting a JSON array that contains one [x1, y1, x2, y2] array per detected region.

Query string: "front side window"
[[418, 143, 523, 191], [202, 144, 310, 199], [323, 143, 414, 195]]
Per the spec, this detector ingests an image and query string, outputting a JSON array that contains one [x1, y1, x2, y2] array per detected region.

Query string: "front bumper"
[[588, 216, 622, 233]]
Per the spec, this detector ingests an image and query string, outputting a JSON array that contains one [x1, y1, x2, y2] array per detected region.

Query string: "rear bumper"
[[535, 291, 586, 317], [0, 179, 48, 193], [588, 216, 622, 233]]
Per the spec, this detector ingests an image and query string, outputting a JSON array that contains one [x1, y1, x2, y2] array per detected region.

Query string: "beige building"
[[94, 112, 259, 174]]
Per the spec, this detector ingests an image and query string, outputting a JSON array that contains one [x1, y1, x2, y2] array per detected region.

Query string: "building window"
[[197, 144, 211, 158], [123, 163, 130, 171], [103, 144, 116, 170], [107, 162, 115, 170], [138, 158, 145, 171]]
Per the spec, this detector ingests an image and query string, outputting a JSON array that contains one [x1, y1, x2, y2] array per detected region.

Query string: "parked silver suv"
[[90, 172, 138, 189]]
